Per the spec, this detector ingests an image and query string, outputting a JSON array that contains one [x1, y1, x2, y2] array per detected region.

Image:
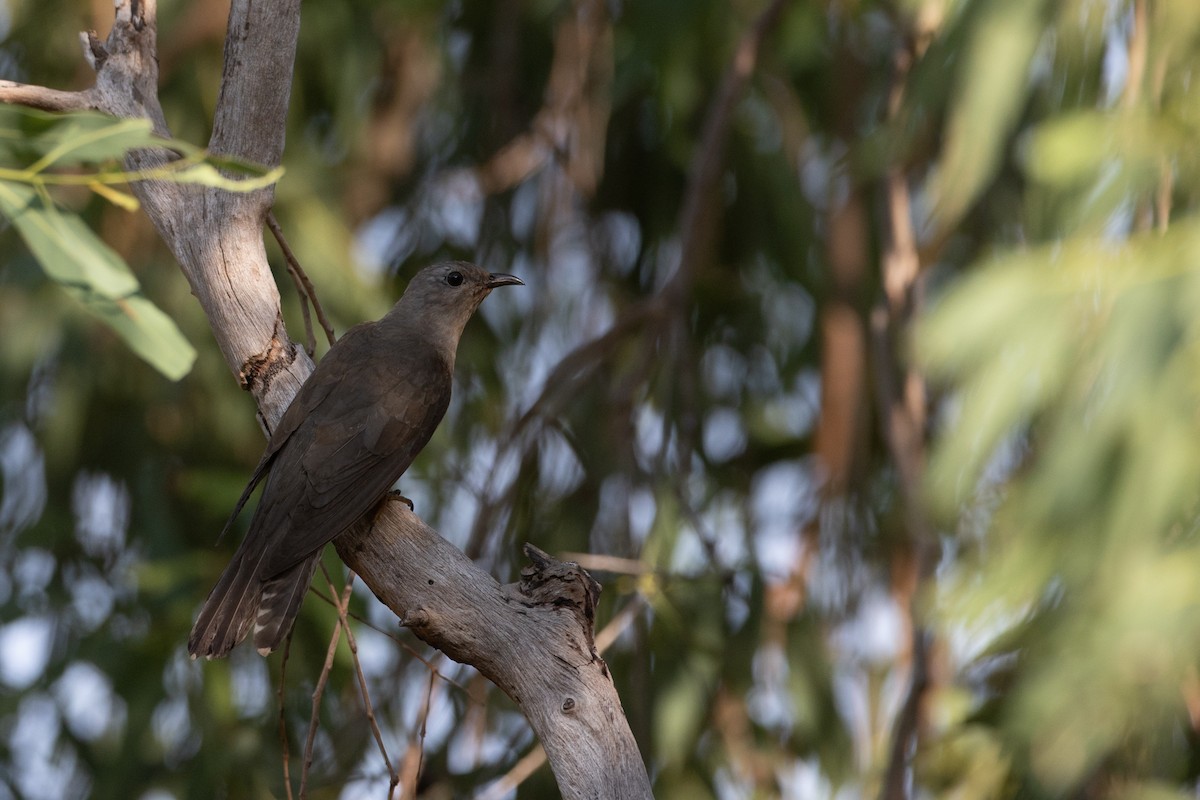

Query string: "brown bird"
[[188, 262, 522, 659]]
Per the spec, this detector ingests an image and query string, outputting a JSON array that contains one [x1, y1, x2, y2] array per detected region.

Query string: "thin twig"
[[641, 0, 790, 592], [874, 35, 935, 800], [477, 744, 549, 800], [558, 552, 651, 575], [1122, 0, 1160, 233], [299, 578, 353, 799], [654, 0, 789, 492], [473, 0, 611, 197], [592, 593, 644, 653], [285, 255, 316, 356], [412, 668, 438, 799], [1156, 157, 1173, 234], [267, 211, 336, 354], [463, 298, 665, 557], [1121, 0, 1148, 110], [880, 628, 930, 800], [510, 298, 666, 438], [319, 563, 399, 796], [278, 628, 296, 800]]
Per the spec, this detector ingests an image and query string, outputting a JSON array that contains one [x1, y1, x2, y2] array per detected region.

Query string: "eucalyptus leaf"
[[0, 105, 278, 193], [0, 180, 195, 379], [161, 162, 284, 191], [928, 0, 1048, 229], [65, 290, 197, 381], [0, 180, 139, 298], [0, 106, 163, 165]]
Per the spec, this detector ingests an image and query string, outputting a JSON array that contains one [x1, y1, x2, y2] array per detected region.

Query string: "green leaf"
[[67, 290, 197, 381], [928, 0, 1047, 229], [199, 152, 282, 179], [0, 180, 195, 379], [0, 106, 163, 166], [654, 650, 718, 766], [156, 162, 285, 192], [29, 116, 162, 172], [1024, 111, 1129, 188], [0, 105, 281, 197], [0, 180, 139, 298]]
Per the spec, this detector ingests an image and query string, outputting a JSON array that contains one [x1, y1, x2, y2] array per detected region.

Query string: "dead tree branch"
[[337, 509, 650, 799]]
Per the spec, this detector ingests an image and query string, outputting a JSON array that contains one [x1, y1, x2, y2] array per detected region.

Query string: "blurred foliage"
[[917, 0, 1200, 792], [1, 0, 1200, 799]]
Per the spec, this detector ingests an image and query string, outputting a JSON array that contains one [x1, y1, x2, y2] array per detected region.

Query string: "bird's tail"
[[188, 537, 265, 659], [188, 540, 320, 660], [252, 554, 320, 655]]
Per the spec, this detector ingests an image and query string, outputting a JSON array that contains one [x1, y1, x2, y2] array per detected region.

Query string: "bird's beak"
[[486, 273, 524, 289]]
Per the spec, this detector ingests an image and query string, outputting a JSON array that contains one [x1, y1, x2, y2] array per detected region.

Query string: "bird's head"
[[389, 261, 523, 350]]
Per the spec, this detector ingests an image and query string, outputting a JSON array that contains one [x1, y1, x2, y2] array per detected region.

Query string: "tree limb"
[[0, 80, 95, 111], [337, 503, 651, 800]]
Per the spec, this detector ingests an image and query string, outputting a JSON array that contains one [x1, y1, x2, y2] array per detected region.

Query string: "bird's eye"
[[446, 271, 464, 286]]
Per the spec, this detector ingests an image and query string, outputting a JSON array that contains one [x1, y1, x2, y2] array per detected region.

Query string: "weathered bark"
[[338, 503, 651, 799], [0, 1, 651, 796]]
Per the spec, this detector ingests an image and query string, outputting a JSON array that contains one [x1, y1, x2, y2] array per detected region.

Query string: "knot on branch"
[[83, 31, 108, 70], [519, 544, 602, 656], [403, 607, 432, 629], [130, 0, 146, 31], [239, 314, 297, 394]]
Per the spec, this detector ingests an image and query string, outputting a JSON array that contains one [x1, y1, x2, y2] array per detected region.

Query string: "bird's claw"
[[387, 489, 415, 512]]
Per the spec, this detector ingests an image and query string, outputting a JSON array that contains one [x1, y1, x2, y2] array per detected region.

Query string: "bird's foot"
[[386, 489, 415, 512]]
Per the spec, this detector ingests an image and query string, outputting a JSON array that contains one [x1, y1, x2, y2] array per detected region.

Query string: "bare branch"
[[413, 669, 437, 798], [473, 0, 612, 197], [0, 0, 314, 427], [307, 586, 476, 695], [267, 211, 337, 355], [277, 631, 297, 800], [283, 256, 317, 358], [478, 744, 549, 800], [318, 565, 399, 794], [300, 579, 352, 799], [210, 0, 300, 168], [0, 81, 95, 112], [466, 0, 791, 565], [479, 594, 646, 796], [667, 0, 790, 305]]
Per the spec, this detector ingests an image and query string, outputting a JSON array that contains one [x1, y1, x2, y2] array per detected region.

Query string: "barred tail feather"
[[253, 553, 321, 655], [187, 543, 266, 659]]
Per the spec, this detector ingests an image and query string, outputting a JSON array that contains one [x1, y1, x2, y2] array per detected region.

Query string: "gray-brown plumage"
[[188, 262, 522, 659]]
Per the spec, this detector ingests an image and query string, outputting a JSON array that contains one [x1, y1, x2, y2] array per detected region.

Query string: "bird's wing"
[[266, 322, 380, 453], [256, 349, 453, 577], [213, 324, 378, 544]]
